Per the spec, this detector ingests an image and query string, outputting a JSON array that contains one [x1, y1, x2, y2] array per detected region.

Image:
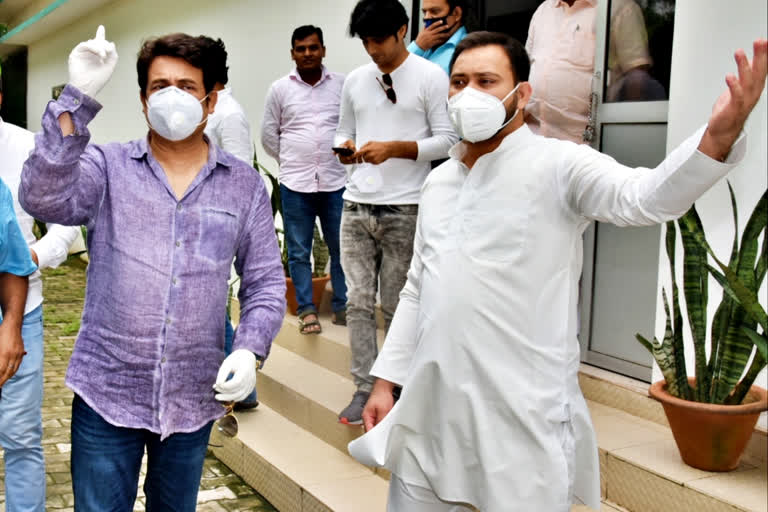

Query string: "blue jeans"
[[70, 395, 213, 512], [280, 184, 347, 315], [224, 313, 257, 404], [0, 305, 45, 512]]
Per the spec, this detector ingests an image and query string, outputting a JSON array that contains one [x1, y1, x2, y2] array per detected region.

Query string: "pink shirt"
[[526, 0, 651, 143], [260, 67, 347, 193]]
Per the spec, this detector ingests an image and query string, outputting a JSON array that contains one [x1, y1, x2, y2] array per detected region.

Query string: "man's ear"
[[0, 91, 3, 111], [397, 24, 407, 42], [140, 91, 147, 113], [453, 6, 463, 24], [206, 90, 218, 115], [515, 81, 533, 111]]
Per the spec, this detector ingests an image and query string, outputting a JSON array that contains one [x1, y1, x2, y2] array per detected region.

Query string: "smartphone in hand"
[[332, 146, 355, 157]]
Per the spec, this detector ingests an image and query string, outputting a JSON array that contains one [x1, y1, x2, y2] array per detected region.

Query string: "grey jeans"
[[340, 201, 418, 392]]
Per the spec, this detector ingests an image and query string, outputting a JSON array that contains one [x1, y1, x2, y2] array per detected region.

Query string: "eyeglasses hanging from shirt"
[[376, 73, 397, 104]]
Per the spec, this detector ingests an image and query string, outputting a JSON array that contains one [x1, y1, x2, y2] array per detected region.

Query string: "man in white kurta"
[[348, 32, 767, 511]]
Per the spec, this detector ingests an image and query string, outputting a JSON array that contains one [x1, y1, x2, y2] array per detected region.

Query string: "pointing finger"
[[95, 25, 106, 41]]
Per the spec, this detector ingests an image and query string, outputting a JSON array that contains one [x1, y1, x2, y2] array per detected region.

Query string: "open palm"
[[707, 39, 768, 142]]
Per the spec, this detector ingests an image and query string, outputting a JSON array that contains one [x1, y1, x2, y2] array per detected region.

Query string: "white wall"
[[658, 0, 768, 426], [25, 0, 412, 174]]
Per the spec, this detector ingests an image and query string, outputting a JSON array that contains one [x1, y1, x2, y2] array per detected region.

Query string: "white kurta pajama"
[[348, 124, 746, 511]]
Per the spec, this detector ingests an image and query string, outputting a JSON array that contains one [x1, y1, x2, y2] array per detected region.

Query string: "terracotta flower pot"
[[285, 274, 330, 316], [649, 377, 767, 471]]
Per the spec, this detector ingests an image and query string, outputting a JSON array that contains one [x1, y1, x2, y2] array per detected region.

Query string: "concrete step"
[[274, 312, 384, 380], [259, 344, 365, 455], [210, 404, 388, 512], [225, 316, 768, 512]]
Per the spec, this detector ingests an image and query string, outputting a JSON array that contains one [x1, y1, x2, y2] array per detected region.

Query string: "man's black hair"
[[349, 0, 409, 39], [449, 31, 530, 81], [137, 33, 224, 94], [204, 37, 229, 85], [445, 0, 479, 31], [292, 25, 325, 47]]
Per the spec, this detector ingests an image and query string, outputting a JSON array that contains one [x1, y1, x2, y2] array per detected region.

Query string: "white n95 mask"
[[447, 83, 520, 143], [146, 86, 208, 141], [350, 164, 383, 193]]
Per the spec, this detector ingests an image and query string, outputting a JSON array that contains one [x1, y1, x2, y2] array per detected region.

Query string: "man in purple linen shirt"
[[19, 27, 285, 511], [261, 25, 347, 335]]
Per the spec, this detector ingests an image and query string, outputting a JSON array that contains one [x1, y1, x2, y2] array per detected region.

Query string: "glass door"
[[579, 0, 676, 380]]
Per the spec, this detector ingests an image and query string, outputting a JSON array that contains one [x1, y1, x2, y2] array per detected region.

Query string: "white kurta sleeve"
[[369, 212, 425, 386], [559, 125, 747, 226]]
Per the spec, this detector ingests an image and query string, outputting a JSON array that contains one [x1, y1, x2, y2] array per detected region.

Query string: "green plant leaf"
[[727, 352, 767, 405], [741, 326, 768, 361], [665, 222, 691, 399], [679, 208, 710, 401]]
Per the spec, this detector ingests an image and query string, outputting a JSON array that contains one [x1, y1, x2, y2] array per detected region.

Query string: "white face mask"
[[146, 86, 208, 141], [447, 83, 521, 143]]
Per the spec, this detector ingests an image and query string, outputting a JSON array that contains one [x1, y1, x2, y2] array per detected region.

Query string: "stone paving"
[[0, 256, 277, 512]]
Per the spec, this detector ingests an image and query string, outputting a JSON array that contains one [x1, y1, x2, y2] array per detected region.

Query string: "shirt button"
[[165, 318, 171, 325], [73, 98, 80, 105], [172, 278, 177, 285], [177, 204, 183, 211], [161, 357, 167, 364], [175, 241, 181, 247]]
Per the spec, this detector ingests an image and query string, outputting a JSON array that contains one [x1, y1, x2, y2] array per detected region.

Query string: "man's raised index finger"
[[95, 25, 106, 41]]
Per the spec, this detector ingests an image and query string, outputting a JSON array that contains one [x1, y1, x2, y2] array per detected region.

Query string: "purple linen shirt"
[[19, 85, 286, 439], [260, 67, 347, 193]]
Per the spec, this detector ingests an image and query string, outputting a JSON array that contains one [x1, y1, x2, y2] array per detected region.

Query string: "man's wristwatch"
[[255, 356, 265, 371]]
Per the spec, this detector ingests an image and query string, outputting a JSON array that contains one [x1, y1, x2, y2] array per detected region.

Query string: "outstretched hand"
[[699, 38, 767, 161], [68, 25, 118, 98]]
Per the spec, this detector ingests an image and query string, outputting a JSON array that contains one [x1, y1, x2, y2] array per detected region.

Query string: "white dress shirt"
[[261, 67, 347, 193], [348, 124, 746, 511], [335, 54, 459, 205], [205, 86, 254, 165], [0, 117, 80, 314]]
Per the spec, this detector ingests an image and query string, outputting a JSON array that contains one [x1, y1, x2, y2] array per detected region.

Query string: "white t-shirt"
[[335, 53, 458, 205], [205, 86, 254, 165]]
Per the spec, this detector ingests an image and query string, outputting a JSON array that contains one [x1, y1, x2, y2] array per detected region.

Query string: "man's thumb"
[[95, 25, 106, 41]]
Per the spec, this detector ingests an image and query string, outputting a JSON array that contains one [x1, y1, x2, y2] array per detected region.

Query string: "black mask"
[[424, 15, 450, 28]]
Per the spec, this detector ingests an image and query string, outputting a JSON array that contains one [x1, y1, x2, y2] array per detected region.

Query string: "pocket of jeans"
[[382, 204, 418, 215], [198, 207, 239, 263]]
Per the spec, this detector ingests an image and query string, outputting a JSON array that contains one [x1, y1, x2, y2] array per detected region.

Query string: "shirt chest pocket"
[[568, 25, 596, 68], [197, 207, 239, 264]]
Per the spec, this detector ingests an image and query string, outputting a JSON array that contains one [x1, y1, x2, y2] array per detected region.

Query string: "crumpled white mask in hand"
[[146, 86, 208, 141], [350, 163, 384, 193], [447, 83, 520, 143]]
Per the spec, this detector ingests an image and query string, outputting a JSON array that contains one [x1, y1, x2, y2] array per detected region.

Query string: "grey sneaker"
[[338, 390, 370, 425]]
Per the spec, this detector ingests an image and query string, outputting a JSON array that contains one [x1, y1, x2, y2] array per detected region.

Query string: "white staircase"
[[213, 309, 768, 512]]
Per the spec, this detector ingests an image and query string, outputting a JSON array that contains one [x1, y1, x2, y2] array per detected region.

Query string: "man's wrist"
[[698, 126, 740, 162], [372, 378, 395, 394]]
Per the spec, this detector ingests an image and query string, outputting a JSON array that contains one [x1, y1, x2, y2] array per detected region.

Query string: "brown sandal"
[[298, 310, 322, 335]]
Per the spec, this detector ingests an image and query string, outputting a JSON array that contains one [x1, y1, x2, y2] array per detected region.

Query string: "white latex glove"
[[68, 25, 118, 97], [213, 349, 257, 402]]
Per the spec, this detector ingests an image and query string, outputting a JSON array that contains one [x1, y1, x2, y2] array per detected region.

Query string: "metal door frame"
[[578, 0, 672, 381]]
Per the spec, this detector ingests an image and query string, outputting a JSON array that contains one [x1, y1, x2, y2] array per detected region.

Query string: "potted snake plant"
[[636, 184, 767, 471], [257, 161, 330, 316]]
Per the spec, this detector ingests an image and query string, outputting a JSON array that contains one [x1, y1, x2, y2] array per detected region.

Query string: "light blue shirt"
[[0, 179, 37, 277], [407, 26, 468, 75]]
